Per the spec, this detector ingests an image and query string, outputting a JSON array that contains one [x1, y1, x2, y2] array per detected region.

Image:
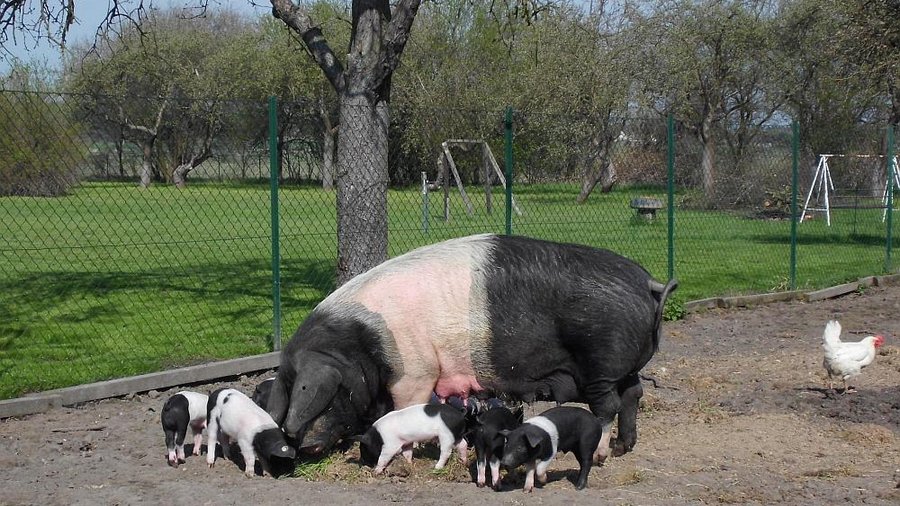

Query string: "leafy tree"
[[0, 63, 81, 196], [65, 7, 261, 187], [633, 0, 787, 204], [833, 0, 900, 125]]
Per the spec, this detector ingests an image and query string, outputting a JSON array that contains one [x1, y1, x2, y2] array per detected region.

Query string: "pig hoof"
[[207, 463, 214, 469], [613, 442, 632, 458], [476, 481, 485, 488]]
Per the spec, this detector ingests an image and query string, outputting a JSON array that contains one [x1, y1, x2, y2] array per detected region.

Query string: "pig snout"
[[300, 442, 326, 455]]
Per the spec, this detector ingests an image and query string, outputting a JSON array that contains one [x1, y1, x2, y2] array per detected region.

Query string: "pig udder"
[[354, 261, 489, 408]]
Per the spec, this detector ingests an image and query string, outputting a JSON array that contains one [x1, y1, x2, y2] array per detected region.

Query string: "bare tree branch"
[[383, 0, 421, 75], [270, 0, 345, 93]]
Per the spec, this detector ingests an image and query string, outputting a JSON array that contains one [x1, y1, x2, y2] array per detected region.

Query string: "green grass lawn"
[[0, 181, 897, 399]]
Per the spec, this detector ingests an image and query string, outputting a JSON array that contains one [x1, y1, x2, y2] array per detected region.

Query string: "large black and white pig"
[[266, 234, 677, 460], [206, 388, 296, 477], [160, 390, 208, 467]]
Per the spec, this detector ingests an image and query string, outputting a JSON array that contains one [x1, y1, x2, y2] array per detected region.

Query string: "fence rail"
[[0, 90, 897, 400]]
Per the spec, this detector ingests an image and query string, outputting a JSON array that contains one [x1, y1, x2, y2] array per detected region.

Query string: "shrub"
[[0, 91, 81, 197]]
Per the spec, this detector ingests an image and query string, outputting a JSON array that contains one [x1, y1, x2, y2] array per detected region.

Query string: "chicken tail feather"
[[822, 320, 843, 354]]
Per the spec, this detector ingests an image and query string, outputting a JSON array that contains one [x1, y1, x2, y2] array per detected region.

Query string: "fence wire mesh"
[[0, 89, 897, 400]]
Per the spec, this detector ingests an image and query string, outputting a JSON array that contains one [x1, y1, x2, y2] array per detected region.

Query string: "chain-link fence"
[[1, 89, 897, 400]]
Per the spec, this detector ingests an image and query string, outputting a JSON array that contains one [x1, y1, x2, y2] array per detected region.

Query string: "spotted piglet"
[[500, 406, 603, 492], [472, 405, 523, 490], [355, 403, 468, 475], [161, 390, 208, 467], [206, 388, 296, 477]]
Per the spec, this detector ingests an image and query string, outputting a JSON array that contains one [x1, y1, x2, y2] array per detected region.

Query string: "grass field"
[[1, 181, 897, 399]]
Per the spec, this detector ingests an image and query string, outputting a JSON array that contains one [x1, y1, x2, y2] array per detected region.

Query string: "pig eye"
[[301, 386, 307, 391]]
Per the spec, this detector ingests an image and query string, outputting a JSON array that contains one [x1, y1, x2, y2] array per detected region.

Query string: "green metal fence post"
[[790, 120, 799, 290], [886, 124, 895, 273], [504, 106, 514, 236], [268, 96, 282, 351], [666, 114, 675, 281]]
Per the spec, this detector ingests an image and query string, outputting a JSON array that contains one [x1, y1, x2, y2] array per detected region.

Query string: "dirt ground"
[[2, 285, 900, 505]]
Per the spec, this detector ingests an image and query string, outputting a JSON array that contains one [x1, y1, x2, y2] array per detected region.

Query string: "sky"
[[1, 0, 270, 75]]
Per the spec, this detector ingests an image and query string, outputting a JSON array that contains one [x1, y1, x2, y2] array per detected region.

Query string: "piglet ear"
[[525, 430, 543, 449], [272, 444, 296, 459]]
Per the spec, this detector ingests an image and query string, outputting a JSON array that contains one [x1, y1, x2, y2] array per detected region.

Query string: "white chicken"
[[821, 320, 884, 393]]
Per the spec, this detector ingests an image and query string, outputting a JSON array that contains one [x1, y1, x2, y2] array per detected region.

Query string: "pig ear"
[[265, 376, 289, 425], [525, 430, 543, 449], [283, 364, 343, 436]]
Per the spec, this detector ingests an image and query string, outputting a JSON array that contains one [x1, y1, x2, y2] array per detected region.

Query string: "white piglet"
[[160, 390, 208, 467], [355, 403, 468, 475], [205, 388, 296, 477]]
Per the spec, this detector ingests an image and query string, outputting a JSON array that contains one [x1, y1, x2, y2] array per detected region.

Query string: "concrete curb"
[[1, 352, 280, 419]]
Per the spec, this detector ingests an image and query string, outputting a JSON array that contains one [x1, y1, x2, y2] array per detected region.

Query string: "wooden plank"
[[1, 352, 280, 419], [803, 281, 860, 302], [684, 297, 723, 312], [441, 142, 475, 216], [874, 273, 900, 286], [719, 291, 802, 308], [484, 143, 523, 216], [483, 143, 492, 214]]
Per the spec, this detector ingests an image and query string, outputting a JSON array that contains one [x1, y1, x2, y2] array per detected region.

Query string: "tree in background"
[[65, 7, 261, 188], [833, 0, 900, 126], [633, 0, 786, 206], [0, 62, 81, 196]]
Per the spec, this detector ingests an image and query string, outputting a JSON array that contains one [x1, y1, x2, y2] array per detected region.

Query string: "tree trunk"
[[271, 0, 421, 284], [577, 159, 617, 203], [139, 140, 154, 188], [576, 132, 617, 203], [323, 126, 336, 190], [335, 93, 389, 285], [172, 149, 212, 189], [699, 109, 716, 197]]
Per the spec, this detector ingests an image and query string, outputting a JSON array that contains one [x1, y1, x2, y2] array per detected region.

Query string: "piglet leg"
[[490, 456, 503, 490], [191, 430, 203, 456], [476, 457, 487, 487], [374, 444, 402, 475], [523, 462, 536, 493], [455, 439, 468, 464], [435, 437, 453, 470], [237, 439, 258, 477], [401, 443, 414, 463], [594, 422, 612, 464], [205, 418, 219, 468]]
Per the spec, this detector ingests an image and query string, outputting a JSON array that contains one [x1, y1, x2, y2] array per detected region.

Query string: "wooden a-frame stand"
[[430, 139, 522, 221]]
